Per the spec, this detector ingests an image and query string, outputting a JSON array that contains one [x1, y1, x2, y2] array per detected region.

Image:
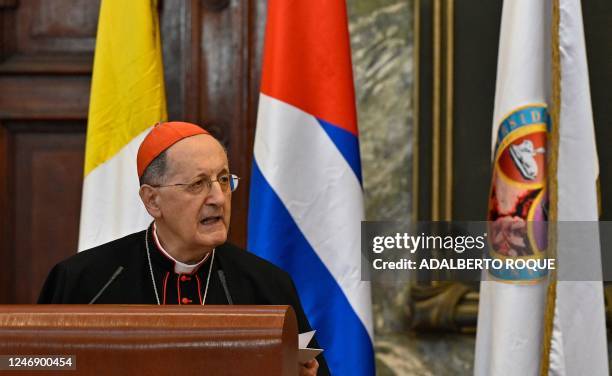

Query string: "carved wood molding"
[[0, 0, 16, 61], [0, 0, 17, 9], [0, 54, 93, 75], [201, 0, 229, 12], [0, 0, 95, 73]]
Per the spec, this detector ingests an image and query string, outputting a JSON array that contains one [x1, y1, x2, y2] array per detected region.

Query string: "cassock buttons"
[[180, 275, 191, 282]]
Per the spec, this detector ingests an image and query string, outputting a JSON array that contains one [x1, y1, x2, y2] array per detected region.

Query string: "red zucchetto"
[[137, 121, 209, 178]]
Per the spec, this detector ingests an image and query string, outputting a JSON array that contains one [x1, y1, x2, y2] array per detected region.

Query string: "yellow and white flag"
[[78, 0, 167, 251], [475, 0, 607, 375]]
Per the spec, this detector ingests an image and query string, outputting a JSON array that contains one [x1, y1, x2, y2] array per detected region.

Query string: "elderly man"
[[38, 121, 327, 375]]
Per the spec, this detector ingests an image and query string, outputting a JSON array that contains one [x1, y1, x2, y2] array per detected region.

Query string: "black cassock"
[[38, 224, 330, 375]]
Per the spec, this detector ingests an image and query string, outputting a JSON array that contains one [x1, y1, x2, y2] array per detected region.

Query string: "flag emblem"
[[488, 105, 550, 281]]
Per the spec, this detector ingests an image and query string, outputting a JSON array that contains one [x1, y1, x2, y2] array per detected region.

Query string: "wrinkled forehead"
[[165, 134, 229, 177]]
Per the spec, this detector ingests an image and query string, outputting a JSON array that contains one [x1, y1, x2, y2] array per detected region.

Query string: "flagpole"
[[539, 0, 561, 373]]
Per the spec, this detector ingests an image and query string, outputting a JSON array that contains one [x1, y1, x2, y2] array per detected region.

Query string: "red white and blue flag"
[[248, 1, 375, 374]]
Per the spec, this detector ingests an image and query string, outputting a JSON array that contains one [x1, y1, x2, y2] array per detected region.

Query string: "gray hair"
[[140, 149, 169, 186]]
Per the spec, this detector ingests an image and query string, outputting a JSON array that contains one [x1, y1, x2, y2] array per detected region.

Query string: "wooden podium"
[[0, 305, 298, 375]]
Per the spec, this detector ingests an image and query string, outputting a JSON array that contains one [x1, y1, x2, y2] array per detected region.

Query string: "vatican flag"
[[78, 0, 167, 251], [475, 0, 607, 375]]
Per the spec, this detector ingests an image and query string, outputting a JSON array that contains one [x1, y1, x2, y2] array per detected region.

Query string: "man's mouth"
[[200, 216, 222, 226]]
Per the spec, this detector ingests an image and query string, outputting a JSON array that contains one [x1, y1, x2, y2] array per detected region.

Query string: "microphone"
[[89, 266, 124, 304], [217, 269, 233, 304]]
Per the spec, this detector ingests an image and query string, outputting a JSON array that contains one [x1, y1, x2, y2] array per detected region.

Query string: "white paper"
[[298, 330, 323, 363]]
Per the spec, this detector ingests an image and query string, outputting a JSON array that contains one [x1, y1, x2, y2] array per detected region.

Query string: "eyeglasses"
[[151, 174, 240, 195]]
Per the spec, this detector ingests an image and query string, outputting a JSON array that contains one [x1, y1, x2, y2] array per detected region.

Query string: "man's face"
[[155, 134, 231, 252]]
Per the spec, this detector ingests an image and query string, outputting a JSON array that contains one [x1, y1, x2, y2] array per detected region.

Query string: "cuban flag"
[[248, 1, 375, 374]]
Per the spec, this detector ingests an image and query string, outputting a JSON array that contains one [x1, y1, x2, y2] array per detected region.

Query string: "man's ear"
[[139, 185, 162, 218]]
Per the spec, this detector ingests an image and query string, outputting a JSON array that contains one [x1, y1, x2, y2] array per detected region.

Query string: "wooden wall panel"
[[12, 123, 85, 303], [0, 123, 12, 303], [16, 0, 98, 53], [0, 0, 92, 303], [0, 76, 90, 119]]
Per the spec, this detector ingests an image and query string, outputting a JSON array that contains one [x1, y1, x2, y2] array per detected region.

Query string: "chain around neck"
[[144, 227, 215, 305]]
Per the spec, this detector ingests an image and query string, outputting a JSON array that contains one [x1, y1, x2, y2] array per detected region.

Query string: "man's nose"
[[205, 180, 227, 205]]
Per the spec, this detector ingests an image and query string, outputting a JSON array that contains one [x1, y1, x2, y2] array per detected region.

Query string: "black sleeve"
[[285, 276, 331, 376], [37, 263, 67, 303]]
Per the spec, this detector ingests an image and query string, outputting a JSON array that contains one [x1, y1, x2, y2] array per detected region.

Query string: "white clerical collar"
[[152, 223, 210, 274]]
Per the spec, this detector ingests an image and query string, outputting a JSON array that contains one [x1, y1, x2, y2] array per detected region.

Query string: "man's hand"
[[299, 359, 319, 376]]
